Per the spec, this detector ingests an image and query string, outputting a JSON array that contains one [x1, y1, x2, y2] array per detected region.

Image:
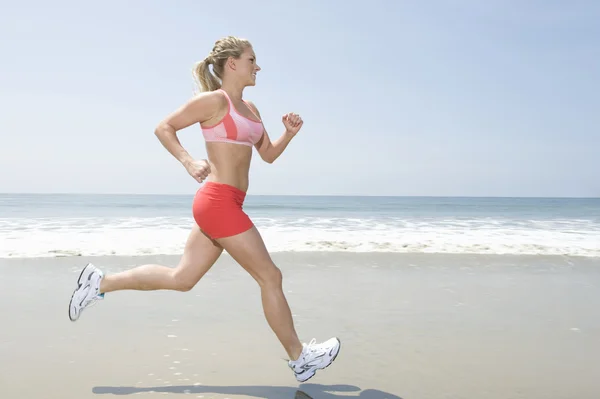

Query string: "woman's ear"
[[226, 56, 237, 71]]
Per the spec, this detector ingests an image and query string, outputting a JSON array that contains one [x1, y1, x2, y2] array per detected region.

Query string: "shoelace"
[[289, 338, 330, 367], [81, 276, 103, 308], [303, 338, 328, 357], [83, 294, 102, 308]]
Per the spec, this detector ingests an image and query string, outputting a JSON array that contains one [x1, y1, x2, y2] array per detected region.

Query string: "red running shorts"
[[192, 181, 254, 239]]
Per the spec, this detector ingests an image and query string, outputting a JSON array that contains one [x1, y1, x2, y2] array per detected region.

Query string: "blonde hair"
[[192, 36, 252, 92]]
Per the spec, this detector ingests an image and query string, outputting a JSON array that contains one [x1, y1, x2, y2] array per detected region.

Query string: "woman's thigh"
[[216, 226, 280, 285]]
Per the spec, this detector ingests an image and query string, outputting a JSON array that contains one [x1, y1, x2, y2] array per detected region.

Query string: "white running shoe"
[[288, 337, 341, 382], [69, 263, 104, 321]]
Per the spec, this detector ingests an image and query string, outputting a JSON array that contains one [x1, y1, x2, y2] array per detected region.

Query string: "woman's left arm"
[[247, 101, 303, 164]]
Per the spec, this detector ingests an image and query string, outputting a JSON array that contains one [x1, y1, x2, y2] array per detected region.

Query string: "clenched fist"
[[283, 112, 303, 136], [185, 159, 211, 183]]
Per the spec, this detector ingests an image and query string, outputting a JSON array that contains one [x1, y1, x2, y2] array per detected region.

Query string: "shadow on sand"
[[92, 383, 403, 398]]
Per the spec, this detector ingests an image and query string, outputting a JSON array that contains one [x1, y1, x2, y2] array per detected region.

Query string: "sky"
[[1, 0, 599, 197]]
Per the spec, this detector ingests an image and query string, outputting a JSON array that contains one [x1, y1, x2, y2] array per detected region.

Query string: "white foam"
[[1, 216, 599, 258]]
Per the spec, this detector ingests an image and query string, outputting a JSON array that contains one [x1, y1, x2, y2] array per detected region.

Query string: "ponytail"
[[192, 57, 221, 93], [192, 36, 252, 93]]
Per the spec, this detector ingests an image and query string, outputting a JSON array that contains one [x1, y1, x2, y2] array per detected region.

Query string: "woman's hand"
[[282, 112, 303, 136], [184, 159, 211, 183]]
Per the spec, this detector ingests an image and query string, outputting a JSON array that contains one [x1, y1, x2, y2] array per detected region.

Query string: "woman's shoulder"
[[243, 99, 261, 117], [195, 88, 226, 102], [187, 89, 229, 113]]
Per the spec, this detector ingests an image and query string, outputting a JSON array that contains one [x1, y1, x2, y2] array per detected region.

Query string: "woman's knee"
[[171, 269, 199, 292], [258, 264, 283, 288]]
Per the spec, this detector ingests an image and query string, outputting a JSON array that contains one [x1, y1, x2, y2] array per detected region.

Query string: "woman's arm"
[[247, 100, 303, 164], [155, 91, 224, 182], [154, 91, 223, 167]]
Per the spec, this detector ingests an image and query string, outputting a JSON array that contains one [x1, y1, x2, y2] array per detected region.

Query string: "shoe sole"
[[68, 286, 80, 321], [68, 263, 94, 322], [296, 338, 341, 383], [77, 263, 94, 286]]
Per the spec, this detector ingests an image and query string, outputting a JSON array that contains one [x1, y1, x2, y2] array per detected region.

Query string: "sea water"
[[1, 193, 599, 258]]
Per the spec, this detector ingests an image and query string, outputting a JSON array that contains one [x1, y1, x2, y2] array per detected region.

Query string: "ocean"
[[1, 193, 599, 258]]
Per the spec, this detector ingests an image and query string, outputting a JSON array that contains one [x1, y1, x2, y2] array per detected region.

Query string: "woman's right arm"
[[154, 91, 223, 181]]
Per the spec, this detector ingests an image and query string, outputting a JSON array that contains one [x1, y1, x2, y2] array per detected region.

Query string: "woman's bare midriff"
[[204, 142, 253, 192]]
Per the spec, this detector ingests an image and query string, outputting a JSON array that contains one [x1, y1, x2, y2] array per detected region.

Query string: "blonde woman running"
[[68, 36, 341, 383]]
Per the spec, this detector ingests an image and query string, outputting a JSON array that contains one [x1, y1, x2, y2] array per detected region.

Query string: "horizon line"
[[1, 192, 598, 200]]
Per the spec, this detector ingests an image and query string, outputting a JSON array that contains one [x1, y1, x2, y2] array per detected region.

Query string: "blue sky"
[[1, 0, 599, 197]]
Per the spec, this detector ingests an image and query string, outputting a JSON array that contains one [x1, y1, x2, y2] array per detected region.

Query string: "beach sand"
[[1, 252, 599, 399]]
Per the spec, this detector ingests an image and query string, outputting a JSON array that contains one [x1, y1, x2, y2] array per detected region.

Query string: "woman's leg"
[[215, 226, 304, 361], [69, 224, 223, 321], [100, 224, 223, 293]]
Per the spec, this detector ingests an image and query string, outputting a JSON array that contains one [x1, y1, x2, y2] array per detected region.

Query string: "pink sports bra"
[[201, 89, 264, 147]]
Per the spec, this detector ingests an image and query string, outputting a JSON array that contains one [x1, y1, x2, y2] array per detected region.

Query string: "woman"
[[67, 36, 341, 383]]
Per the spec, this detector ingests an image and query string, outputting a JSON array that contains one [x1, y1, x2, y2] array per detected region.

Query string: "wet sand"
[[1, 252, 599, 399]]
